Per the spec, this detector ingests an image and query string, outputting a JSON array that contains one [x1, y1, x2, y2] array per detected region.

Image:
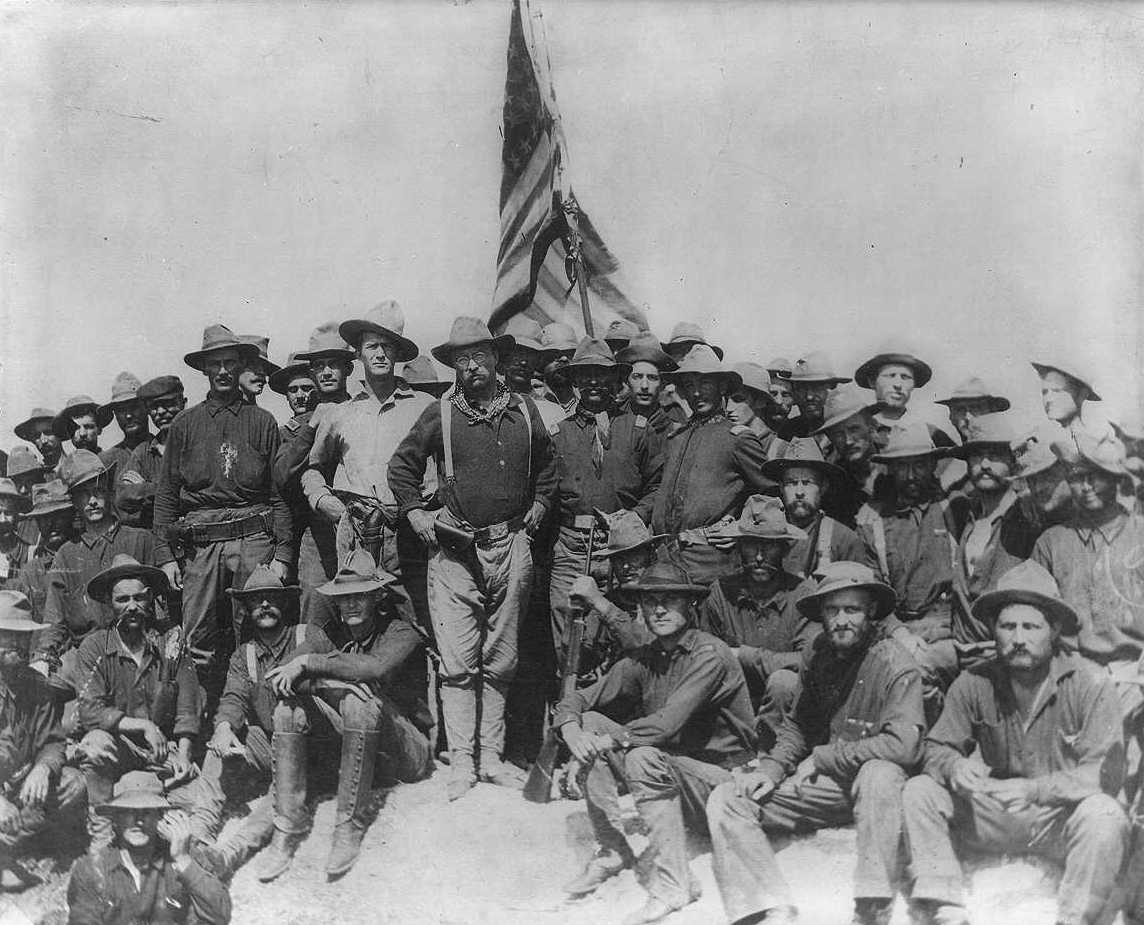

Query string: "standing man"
[[296, 321, 356, 406], [0, 479, 32, 591], [604, 319, 640, 355], [616, 333, 678, 436], [153, 325, 292, 713], [854, 344, 954, 450], [14, 408, 62, 472], [237, 336, 277, 405], [727, 363, 782, 454], [762, 437, 871, 578], [935, 376, 1010, 444], [401, 356, 452, 399], [52, 395, 109, 457], [557, 562, 755, 925], [1033, 358, 1110, 443], [549, 337, 663, 660], [269, 353, 318, 424], [662, 321, 723, 361], [777, 352, 851, 441], [0, 591, 85, 891], [814, 384, 885, 521], [97, 373, 151, 475], [764, 357, 796, 435], [856, 425, 960, 718], [123, 376, 187, 531], [901, 561, 1127, 925], [389, 316, 556, 800], [698, 496, 817, 748], [706, 562, 924, 925], [17, 480, 75, 630], [652, 346, 772, 585], [947, 414, 1041, 670], [540, 322, 581, 418], [7, 447, 46, 502], [498, 315, 567, 429]]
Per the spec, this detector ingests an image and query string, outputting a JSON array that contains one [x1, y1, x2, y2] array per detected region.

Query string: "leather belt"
[[178, 510, 274, 545], [472, 516, 526, 547], [560, 513, 599, 530]]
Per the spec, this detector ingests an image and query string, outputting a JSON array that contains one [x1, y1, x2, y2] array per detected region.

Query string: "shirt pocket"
[[233, 441, 270, 493]]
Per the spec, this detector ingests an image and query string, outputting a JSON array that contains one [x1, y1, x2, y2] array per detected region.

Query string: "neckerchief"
[[452, 384, 511, 425], [577, 401, 616, 476]]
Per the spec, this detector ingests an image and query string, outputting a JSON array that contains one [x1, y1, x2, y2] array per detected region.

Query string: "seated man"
[[263, 550, 432, 881], [902, 561, 1128, 925], [0, 591, 85, 891], [67, 771, 231, 925], [187, 566, 331, 880], [0, 478, 33, 591], [698, 496, 818, 749], [557, 562, 756, 925], [706, 561, 925, 925], [73, 555, 201, 850]]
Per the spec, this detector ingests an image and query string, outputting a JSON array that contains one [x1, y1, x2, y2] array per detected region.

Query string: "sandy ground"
[[1, 760, 1076, 925]]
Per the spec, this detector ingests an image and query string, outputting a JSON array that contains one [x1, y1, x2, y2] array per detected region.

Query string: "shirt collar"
[[971, 486, 1019, 525], [256, 624, 296, 661], [205, 393, 244, 416], [1073, 507, 1128, 546], [352, 379, 415, 412], [80, 521, 121, 549], [651, 626, 700, 656]]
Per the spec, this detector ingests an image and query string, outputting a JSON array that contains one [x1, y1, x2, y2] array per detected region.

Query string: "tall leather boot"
[[84, 771, 114, 854], [439, 683, 478, 801], [256, 732, 308, 883], [326, 729, 381, 880], [478, 679, 525, 789]]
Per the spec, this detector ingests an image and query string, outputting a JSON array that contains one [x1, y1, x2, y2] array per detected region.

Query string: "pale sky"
[[1, 1, 1141, 447]]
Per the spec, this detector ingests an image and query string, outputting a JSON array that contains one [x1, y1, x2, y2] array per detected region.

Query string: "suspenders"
[[439, 394, 534, 491], [245, 624, 306, 681]]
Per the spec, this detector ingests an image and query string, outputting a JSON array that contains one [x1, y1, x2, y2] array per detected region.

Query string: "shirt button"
[[499, 460, 505, 467]]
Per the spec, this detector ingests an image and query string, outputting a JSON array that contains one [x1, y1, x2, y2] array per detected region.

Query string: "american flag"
[[490, 0, 647, 337]]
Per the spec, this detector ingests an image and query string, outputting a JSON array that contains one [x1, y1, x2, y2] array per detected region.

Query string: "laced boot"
[[326, 729, 381, 880]]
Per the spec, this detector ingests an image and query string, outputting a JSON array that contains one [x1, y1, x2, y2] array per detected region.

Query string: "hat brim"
[[945, 440, 1015, 461], [7, 462, 44, 479], [0, 616, 44, 633], [295, 347, 356, 362], [431, 334, 515, 367], [338, 320, 419, 362], [760, 457, 847, 486], [665, 340, 725, 361], [98, 794, 170, 814], [871, 447, 945, 463], [971, 587, 1079, 636], [616, 347, 679, 372], [854, 354, 933, 390], [14, 416, 54, 442], [1031, 363, 1100, 402], [183, 342, 261, 372], [225, 584, 302, 600], [317, 574, 396, 597], [596, 533, 670, 559], [784, 374, 853, 386], [29, 500, 75, 517], [268, 364, 316, 395], [620, 579, 708, 596], [98, 397, 142, 419], [813, 401, 885, 435], [568, 357, 632, 375], [87, 563, 170, 604], [406, 381, 453, 398], [52, 405, 110, 439], [797, 582, 896, 621], [67, 460, 117, 494], [731, 526, 805, 545], [934, 396, 1011, 413], [666, 369, 743, 392]]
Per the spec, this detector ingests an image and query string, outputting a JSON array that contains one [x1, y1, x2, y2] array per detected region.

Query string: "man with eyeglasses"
[[122, 376, 188, 530], [390, 316, 557, 801]]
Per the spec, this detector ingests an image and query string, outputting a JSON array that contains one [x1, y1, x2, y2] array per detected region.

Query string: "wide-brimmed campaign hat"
[[604, 319, 641, 352], [0, 590, 39, 633], [541, 322, 579, 357], [6, 446, 44, 480], [52, 395, 111, 440], [813, 384, 883, 434], [664, 322, 723, 360], [14, 408, 57, 443], [59, 450, 115, 493], [568, 337, 629, 373], [762, 436, 846, 486], [1031, 359, 1101, 402], [1066, 434, 1130, 478], [296, 320, 356, 362], [729, 495, 806, 544], [1112, 415, 1144, 443], [596, 510, 668, 559], [766, 357, 793, 379], [98, 372, 143, 417], [854, 345, 933, 390], [268, 352, 316, 395], [0, 478, 29, 512], [86, 553, 170, 604], [183, 324, 261, 372], [339, 301, 419, 362], [225, 564, 301, 601], [786, 352, 851, 386], [27, 480, 73, 518], [318, 549, 399, 597], [667, 344, 742, 390], [137, 376, 185, 403], [622, 561, 707, 597], [431, 316, 514, 367], [401, 355, 452, 397], [946, 413, 1018, 460], [97, 771, 171, 815], [971, 560, 1079, 635], [732, 363, 773, 398], [615, 333, 678, 372], [238, 335, 280, 375], [1012, 435, 1062, 480], [796, 562, 896, 621], [935, 377, 1011, 413], [502, 315, 549, 354], [870, 424, 945, 463]]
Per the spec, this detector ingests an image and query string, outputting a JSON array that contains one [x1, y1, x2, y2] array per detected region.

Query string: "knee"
[[579, 712, 614, 735], [623, 746, 674, 794], [340, 694, 383, 730], [58, 767, 87, 808], [1069, 793, 1129, 846], [273, 702, 309, 733], [901, 773, 950, 819], [765, 669, 800, 708], [705, 779, 757, 827], [78, 730, 117, 768], [853, 759, 907, 804]]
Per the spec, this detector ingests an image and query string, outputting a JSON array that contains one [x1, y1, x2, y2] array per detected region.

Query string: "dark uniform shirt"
[[0, 666, 67, 780], [760, 633, 924, 784], [551, 404, 664, 524], [783, 512, 874, 580], [74, 627, 201, 742], [923, 652, 1123, 805], [152, 393, 292, 566], [0, 533, 32, 590], [389, 392, 557, 529], [554, 627, 756, 768], [67, 847, 231, 925]]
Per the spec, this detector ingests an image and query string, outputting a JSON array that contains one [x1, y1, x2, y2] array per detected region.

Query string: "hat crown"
[[778, 436, 827, 466], [541, 322, 578, 351], [197, 324, 244, 353], [737, 495, 796, 537], [402, 355, 441, 385], [503, 315, 545, 341], [1071, 433, 1128, 475], [107, 371, 142, 403], [446, 316, 498, 349], [820, 384, 875, 425], [0, 478, 20, 499], [732, 362, 771, 394], [60, 450, 109, 489], [365, 300, 406, 336], [615, 333, 676, 370], [632, 561, 694, 590], [881, 423, 937, 456], [995, 560, 1064, 603], [815, 561, 881, 586], [606, 319, 640, 339], [766, 357, 793, 376], [238, 335, 270, 358], [7, 446, 44, 478], [138, 376, 184, 401], [570, 337, 617, 367], [0, 589, 34, 628], [334, 548, 382, 585], [63, 395, 98, 411], [791, 351, 841, 380], [668, 321, 706, 344], [948, 376, 991, 400], [30, 479, 70, 511], [239, 564, 292, 594], [307, 320, 354, 354], [674, 344, 729, 376], [26, 407, 56, 421], [605, 510, 655, 552], [962, 412, 1016, 447]]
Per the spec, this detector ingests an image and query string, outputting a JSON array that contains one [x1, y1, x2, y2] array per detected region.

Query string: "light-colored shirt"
[[302, 381, 434, 509]]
